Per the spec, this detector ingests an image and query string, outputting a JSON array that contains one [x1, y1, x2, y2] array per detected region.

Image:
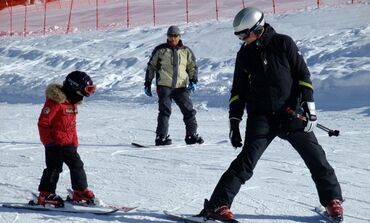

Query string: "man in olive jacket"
[[144, 25, 204, 146]]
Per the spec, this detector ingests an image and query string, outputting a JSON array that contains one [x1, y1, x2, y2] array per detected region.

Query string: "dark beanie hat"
[[167, 25, 181, 35]]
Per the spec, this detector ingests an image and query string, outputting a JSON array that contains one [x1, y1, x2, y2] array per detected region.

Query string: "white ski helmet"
[[233, 7, 265, 37]]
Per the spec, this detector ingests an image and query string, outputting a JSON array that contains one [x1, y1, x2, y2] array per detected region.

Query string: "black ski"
[[131, 142, 187, 149], [131, 142, 152, 147], [163, 210, 240, 223]]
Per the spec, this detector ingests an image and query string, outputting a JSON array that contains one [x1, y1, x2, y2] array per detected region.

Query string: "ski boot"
[[326, 199, 344, 222], [67, 188, 95, 205], [185, 133, 204, 145], [197, 199, 236, 222], [155, 135, 172, 146], [30, 191, 64, 208]]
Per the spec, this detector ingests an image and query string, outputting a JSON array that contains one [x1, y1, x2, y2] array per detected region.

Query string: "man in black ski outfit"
[[199, 7, 344, 222]]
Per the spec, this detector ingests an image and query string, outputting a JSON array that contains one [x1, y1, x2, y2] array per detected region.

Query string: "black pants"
[[38, 145, 88, 193], [208, 114, 342, 208], [156, 86, 197, 136]]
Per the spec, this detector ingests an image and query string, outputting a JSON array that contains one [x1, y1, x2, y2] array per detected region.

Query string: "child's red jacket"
[[38, 84, 79, 147]]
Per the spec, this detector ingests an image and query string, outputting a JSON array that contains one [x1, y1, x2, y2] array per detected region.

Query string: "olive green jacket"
[[145, 40, 198, 88]]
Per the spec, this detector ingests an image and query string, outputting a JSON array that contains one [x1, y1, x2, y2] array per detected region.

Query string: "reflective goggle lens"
[[235, 29, 251, 40], [84, 85, 96, 95]]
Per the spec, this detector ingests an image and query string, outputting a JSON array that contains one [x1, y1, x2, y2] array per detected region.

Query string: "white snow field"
[[1, 2, 370, 223]]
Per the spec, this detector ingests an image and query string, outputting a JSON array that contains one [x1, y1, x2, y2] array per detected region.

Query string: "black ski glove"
[[229, 118, 242, 148], [144, 81, 152, 97]]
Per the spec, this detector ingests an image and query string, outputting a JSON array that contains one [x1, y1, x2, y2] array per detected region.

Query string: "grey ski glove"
[[302, 102, 317, 132]]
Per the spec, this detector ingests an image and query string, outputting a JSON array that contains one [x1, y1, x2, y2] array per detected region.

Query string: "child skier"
[[36, 71, 96, 207]]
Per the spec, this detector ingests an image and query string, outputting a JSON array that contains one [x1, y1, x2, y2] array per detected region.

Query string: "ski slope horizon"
[[1, 2, 370, 223]]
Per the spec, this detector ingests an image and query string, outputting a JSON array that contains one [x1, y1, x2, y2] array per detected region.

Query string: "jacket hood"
[[45, 84, 68, 103]]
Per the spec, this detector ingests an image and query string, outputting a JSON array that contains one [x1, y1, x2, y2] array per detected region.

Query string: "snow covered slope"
[[0, 3, 370, 223]]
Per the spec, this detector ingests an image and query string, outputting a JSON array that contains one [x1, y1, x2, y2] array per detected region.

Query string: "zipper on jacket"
[[171, 48, 179, 88]]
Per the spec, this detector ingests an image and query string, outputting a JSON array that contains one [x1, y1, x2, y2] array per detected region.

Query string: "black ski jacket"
[[229, 23, 314, 119]]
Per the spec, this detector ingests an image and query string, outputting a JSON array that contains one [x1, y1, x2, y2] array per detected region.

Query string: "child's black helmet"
[[63, 71, 96, 97]]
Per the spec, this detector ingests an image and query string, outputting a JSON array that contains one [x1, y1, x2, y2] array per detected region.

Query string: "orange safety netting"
[[0, 0, 358, 37]]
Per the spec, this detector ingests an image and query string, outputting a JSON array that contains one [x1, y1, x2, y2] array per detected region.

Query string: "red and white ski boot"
[[67, 188, 95, 205], [31, 191, 64, 208]]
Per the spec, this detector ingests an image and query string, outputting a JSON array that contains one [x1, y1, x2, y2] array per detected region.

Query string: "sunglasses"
[[167, 34, 180, 38]]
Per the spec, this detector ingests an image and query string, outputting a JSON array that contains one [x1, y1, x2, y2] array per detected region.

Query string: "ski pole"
[[317, 123, 340, 137]]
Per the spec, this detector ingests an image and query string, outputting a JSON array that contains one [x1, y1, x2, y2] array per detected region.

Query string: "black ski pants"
[[156, 86, 197, 136], [38, 144, 88, 193], [208, 114, 342, 208]]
